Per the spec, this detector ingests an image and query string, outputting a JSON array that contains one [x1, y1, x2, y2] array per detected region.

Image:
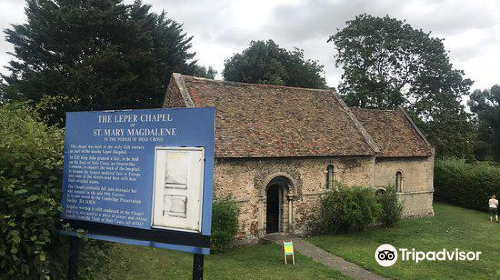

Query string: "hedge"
[[0, 103, 108, 280], [0, 103, 66, 279], [434, 159, 500, 211]]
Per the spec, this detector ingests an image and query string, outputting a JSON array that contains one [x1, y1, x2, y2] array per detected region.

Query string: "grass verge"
[[92, 242, 352, 280], [308, 202, 500, 280]]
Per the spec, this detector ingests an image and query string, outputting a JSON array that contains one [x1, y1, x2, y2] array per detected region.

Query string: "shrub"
[[0, 103, 66, 279], [0, 103, 109, 280], [377, 186, 403, 227], [434, 159, 500, 211], [35, 95, 81, 127], [315, 183, 381, 234], [210, 197, 240, 253]]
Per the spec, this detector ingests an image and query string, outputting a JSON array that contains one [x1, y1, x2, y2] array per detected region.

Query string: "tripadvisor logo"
[[375, 244, 481, 267], [375, 244, 398, 267]]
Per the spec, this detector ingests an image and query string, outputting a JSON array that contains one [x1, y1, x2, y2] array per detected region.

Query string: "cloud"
[[1, 0, 499, 90], [399, 0, 500, 36], [266, 0, 389, 42], [0, 0, 26, 76]]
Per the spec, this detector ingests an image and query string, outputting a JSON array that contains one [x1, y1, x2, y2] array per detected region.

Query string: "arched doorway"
[[266, 184, 282, 233], [256, 171, 301, 237]]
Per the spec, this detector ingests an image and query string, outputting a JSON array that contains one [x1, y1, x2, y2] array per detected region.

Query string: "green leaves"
[[0, 103, 65, 279], [2, 0, 201, 126], [435, 159, 500, 211], [313, 183, 381, 235], [468, 85, 500, 161], [377, 185, 403, 228], [12, 236, 21, 244], [211, 197, 240, 253], [13, 189, 28, 195], [223, 40, 327, 89], [0, 103, 108, 279], [331, 14, 475, 159], [39, 252, 46, 262]]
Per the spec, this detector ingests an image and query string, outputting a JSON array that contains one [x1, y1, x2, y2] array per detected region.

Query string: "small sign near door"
[[282, 241, 295, 265]]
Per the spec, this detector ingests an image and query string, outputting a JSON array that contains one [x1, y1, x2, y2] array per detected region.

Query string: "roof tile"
[[173, 75, 376, 158], [163, 74, 432, 158], [350, 107, 433, 157]]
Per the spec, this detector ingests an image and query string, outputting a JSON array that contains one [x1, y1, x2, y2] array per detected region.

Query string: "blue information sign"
[[61, 107, 215, 255]]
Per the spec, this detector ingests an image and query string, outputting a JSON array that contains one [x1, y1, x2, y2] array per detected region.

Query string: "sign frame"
[[151, 146, 205, 233], [59, 107, 215, 256]]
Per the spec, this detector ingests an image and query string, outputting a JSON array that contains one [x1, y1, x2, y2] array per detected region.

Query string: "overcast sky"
[[1, 0, 499, 91]]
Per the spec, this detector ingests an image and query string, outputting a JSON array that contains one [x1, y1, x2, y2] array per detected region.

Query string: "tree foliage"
[[223, 40, 326, 89], [193, 65, 217, 79], [0, 102, 65, 279], [330, 14, 475, 158], [1, 0, 201, 124], [468, 85, 500, 161]]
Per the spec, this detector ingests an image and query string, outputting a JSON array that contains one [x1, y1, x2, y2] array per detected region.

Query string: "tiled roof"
[[163, 74, 433, 159], [164, 74, 378, 158], [350, 107, 433, 158]]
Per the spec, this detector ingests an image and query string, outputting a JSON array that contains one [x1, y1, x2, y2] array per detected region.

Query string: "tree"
[[469, 85, 500, 161], [223, 40, 326, 89], [330, 14, 475, 158], [193, 65, 217, 79], [1, 0, 202, 124]]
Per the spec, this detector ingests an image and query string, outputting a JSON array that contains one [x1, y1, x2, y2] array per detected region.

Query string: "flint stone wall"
[[213, 155, 434, 243]]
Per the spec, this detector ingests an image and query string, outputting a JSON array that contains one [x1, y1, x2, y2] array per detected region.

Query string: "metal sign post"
[[68, 236, 80, 280], [193, 253, 204, 280]]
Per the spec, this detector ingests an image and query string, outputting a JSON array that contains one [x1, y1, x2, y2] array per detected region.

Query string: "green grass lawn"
[[91, 242, 352, 280], [91, 203, 496, 280], [308, 202, 500, 280]]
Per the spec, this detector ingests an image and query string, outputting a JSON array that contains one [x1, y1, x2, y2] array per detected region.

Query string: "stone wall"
[[374, 156, 435, 217], [213, 155, 434, 243], [213, 156, 374, 243]]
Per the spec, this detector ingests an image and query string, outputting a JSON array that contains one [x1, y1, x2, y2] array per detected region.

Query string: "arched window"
[[326, 165, 334, 189], [375, 188, 386, 196], [395, 171, 403, 192]]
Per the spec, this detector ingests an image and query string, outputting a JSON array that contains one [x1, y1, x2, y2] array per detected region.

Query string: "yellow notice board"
[[282, 241, 295, 264]]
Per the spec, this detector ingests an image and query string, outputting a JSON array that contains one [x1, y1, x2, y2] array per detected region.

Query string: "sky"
[[1, 0, 499, 91]]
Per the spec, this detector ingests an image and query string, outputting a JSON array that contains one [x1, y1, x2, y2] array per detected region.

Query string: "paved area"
[[264, 234, 389, 280]]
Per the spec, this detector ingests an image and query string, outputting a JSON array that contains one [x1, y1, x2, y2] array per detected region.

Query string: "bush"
[[210, 197, 240, 253], [315, 183, 381, 234], [35, 95, 81, 127], [377, 186, 403, 227], [0, 103, 66, 279], [435, 159, 500, 211], [0, 103, 108, 280]]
